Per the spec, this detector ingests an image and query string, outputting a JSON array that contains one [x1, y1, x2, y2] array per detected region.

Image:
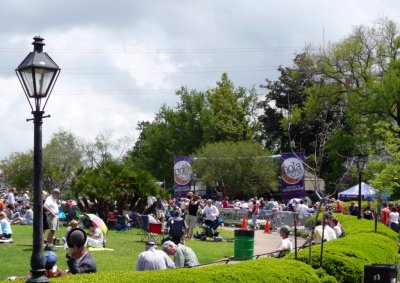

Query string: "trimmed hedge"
[[48, 214, 398, 283], [52, 258, 320, 283], [335, 214, 398, 241], [287, 214, 399, 283]]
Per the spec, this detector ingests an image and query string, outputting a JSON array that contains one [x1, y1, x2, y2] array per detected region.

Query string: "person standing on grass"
[[162, 240, 199, 268], [186, 195, 200, 239], [389, 206, 399, 233], [381, 202, 390, 226], [43, 188, 61, 251], [136, 239, 175, 271]]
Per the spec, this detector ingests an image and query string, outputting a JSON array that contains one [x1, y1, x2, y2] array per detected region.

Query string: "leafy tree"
[[0, 151, 33, 191], [206, 73, 257, 142], [42, 130, 83, 191], [193, 141, 278, 199], [259, 53, 318, 153], [367, 123, 400, 199], [128, 73, 260, 189], [70, 160, 167, 218]]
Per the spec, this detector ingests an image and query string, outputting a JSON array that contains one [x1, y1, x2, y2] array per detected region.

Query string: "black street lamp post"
[[16, 36, 60, 283], [192, 171, 197, 195], [355, 154, 367, 220]]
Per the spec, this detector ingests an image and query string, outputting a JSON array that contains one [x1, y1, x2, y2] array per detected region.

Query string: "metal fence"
[[219, 208, 313, 229]]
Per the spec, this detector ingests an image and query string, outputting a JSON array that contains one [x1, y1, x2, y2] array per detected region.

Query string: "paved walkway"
[[222, 227, 306, 257]]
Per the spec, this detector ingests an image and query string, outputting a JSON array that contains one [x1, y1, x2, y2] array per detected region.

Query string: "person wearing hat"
[[162, 240, 199, 268], [271, 225, 292, 257], [8, 252, 65, 280], [136, 239, 175, 271], [65, 228, 97, 274], [43, 188, 61, 251]]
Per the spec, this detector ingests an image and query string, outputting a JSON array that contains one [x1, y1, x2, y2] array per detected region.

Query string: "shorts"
[[47, 214, 59, 231], [186, 215, 197, 229]]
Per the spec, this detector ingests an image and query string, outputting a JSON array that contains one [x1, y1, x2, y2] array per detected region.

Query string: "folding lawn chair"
[[115, 215, 130, 231], [147, 223, 164, 244], [106, 211, 117, 230], [138, 215, 149, 241]]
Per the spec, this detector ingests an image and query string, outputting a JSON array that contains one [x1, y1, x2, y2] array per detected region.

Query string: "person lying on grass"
[[7, 252, 65, 281]]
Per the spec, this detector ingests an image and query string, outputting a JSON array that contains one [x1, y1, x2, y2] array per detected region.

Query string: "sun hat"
[[145, 239, 157, 246], [44, 252, 57, 269]]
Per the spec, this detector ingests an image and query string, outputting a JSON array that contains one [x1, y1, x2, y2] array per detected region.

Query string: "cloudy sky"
[[0, 0, 399, 159]]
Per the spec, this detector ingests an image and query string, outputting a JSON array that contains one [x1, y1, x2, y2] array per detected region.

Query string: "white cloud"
[[1, 0, 400, 159]]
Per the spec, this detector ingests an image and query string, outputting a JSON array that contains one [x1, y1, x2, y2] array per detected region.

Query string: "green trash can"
[[234, 229, 254, 260], [364, 264, 397, 283]]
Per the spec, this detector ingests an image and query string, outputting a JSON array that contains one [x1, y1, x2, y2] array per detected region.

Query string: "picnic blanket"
[[88, 247, 114, 251]]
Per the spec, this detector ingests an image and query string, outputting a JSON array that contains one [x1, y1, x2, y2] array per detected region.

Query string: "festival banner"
[[281, 152, 305, 201], [173, 156, 193, 198]]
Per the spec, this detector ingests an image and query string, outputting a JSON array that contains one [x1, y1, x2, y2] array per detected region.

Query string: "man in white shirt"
[[297, 200, 309, 225], [6, 188, 15, 207], [272, 225, 292, 257], [43, 188, 61, 250], [202, 199, 219, 226], [136, 239, 175, 271], [300, 217, 337, 248]]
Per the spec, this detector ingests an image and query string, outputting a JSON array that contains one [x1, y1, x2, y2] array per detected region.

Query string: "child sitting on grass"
[[62, 220, 79, 249]]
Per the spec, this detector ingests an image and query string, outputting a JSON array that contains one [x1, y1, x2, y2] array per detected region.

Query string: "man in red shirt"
[[222, 197, 229, 209], [335, 200, 343, 213], [381, 202, 390, 226]]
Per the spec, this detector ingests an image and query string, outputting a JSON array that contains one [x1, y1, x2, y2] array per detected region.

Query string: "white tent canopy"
[[338, 182, 377, 199]]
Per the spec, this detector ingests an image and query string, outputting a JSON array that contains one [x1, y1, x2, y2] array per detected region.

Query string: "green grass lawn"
[[0, 225, 234, 280]]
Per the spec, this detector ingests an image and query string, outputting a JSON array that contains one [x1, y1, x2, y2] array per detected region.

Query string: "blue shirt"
[[0, 218, 12, 235]]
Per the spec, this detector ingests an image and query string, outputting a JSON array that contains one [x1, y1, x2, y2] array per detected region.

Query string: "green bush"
[[287, 214, 398, 283], [52, 258, 321, 283], [335, 214, 398, 241]]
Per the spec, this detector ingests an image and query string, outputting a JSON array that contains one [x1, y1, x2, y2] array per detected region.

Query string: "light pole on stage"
[[192, 171, 197, 195], [16, 36, 60, 283], [355, 154, 367, 220]]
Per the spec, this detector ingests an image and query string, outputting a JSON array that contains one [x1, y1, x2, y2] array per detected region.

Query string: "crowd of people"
[[1, 185, 400, 277]]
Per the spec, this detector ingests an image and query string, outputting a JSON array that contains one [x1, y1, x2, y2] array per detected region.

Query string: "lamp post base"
[[26, 270, 49, 283]]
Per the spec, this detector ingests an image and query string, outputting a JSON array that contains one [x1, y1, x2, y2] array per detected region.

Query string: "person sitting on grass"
[[0, 211, 13, 241], [42, 252, 65, 278], [271, 225, 292, 257], [87, 222, 105, 248], [162, 240, 199, 268], [65, 228, 97, 274], [136, 239, 175, 271], [10, 204, 33, 225], [62, 220, 79, 249]]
